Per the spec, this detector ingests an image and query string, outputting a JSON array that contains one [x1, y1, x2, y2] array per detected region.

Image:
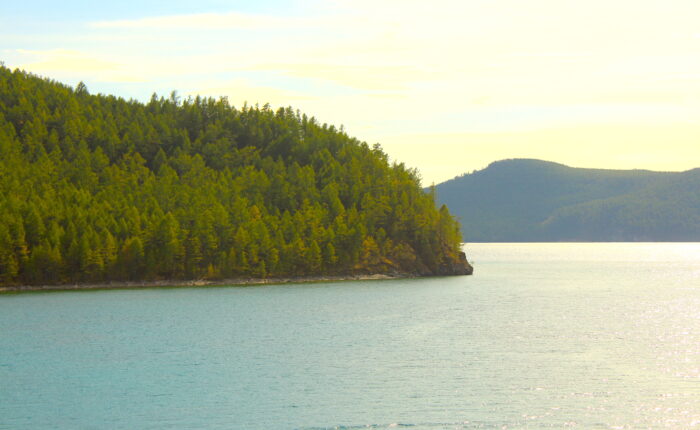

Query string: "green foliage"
[[0, 66, 465, 286], [436, 159, 700, 241]]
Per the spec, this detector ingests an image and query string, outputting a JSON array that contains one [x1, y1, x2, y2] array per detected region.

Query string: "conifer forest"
[[0, 66, 467, 286]]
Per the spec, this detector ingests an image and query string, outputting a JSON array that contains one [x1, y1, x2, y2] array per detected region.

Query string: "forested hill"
[[0, 66, 470, 287], [435, 159, 700, 242]]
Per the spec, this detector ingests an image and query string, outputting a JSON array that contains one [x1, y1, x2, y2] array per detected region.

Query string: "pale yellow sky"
[[3, 0, 700, 184]]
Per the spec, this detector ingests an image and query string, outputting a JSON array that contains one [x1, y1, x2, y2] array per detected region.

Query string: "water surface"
[[2, 243, 700, 429]]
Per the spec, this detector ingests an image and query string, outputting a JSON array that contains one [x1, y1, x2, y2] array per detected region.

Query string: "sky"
[[2, 0, 700, 185]]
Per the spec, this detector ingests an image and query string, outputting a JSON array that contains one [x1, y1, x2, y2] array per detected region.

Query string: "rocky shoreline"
[[0, 253, 473, 294], [0, 273, 441, 294]]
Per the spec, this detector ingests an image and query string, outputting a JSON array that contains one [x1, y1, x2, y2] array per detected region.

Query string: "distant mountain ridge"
[[435, 159, 700, 242]]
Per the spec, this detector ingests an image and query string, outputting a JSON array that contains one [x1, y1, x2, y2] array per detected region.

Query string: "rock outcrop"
[[438, 251, 473, 276]]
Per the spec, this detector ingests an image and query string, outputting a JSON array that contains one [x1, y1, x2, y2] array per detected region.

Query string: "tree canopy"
[[0, 66, 467, 286]]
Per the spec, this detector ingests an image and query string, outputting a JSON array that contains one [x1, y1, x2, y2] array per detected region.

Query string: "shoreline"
[[0, 273, 420, 294]]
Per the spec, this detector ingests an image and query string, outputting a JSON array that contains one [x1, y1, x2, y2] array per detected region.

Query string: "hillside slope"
[[435, 159, 699, 242], [0, 67, 470, 286]]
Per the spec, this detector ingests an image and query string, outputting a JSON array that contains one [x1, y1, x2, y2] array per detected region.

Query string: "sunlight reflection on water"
[[1, 243, 700, 429]]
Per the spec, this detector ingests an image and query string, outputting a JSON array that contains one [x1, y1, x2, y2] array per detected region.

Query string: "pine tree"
[[0, 65, 468, 286]]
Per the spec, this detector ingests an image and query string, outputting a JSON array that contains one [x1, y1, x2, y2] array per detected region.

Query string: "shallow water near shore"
[[2, 243, 700, 429]]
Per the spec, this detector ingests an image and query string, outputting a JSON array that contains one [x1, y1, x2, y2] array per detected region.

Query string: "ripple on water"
[[2, 243, 700, 429]]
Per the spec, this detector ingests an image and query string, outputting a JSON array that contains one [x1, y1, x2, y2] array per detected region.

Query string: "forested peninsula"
[[0, 67, 471, 290]]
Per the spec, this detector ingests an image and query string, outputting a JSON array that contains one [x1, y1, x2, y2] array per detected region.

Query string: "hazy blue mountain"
[[435, 159, 700, 242]]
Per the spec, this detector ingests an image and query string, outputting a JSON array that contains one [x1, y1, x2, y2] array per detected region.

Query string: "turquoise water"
[[2, 243, 700, 429]]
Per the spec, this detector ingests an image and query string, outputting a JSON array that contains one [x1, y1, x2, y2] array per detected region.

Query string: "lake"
[[2, 243, 700, 429]]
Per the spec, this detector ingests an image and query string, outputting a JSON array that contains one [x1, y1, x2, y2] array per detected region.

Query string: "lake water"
[[2, 243, 700, 429]]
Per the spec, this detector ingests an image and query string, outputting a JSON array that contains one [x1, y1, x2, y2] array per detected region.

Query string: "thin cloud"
[[15, 49, 116, 71], [15, 49, 144, 83], [256, 63, 430, 91], [4, 0, 700, 183], [90, 12, 306, 30], [189, 78, 313, 107]]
